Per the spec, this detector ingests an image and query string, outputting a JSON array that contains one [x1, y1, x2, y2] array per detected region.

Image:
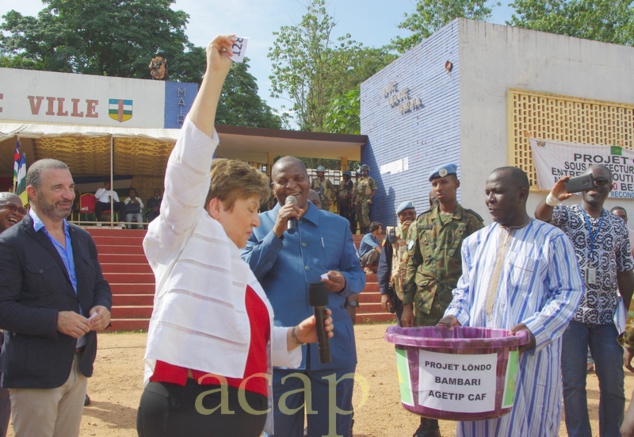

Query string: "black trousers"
[[137, 380, 268, 437], [389, 291, 404, 326], [95, 201, 123, 221]]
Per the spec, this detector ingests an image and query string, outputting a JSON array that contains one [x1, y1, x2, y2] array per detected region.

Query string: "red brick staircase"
[[88, 228, 154, 331], [352, 234, 396, 324], [87, 228, 397, 331]]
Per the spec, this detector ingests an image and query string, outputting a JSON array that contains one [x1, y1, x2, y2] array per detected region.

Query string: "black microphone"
[[308, 282, 331, 364], [286, 195, 298, 234]]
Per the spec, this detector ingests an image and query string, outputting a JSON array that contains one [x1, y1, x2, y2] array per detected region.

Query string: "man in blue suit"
[[242, 156, 365, 437], [0, 159, 112, 437]]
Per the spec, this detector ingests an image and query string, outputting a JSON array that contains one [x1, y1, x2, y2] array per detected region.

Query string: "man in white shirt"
[[94, 181, 123, 222]]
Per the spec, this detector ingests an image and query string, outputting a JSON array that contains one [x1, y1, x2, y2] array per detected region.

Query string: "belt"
[[75, 346, 86, 354]]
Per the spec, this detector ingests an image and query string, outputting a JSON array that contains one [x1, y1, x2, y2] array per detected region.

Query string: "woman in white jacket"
[[136, 35, 332, 437]]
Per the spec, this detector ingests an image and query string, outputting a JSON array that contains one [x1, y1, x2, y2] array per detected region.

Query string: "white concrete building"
[[361, 18, 634, 225]]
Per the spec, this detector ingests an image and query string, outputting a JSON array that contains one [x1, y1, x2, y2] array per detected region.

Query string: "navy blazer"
[[0, 215, 112, 389]]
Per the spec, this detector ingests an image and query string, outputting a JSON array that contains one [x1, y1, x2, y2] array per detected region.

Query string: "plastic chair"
[[79, 193, 97, 222], [70, 190, 81, 222]]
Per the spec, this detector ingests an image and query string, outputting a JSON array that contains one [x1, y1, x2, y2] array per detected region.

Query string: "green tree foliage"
[[0, 0, 190, 77], [321, 46, 395, 134], [166, 44, 206, 84], [508, 0, 633, 46], [0, 0, 281, 128], [392, 0, 498, 53], [0, 53, 42, 70], [216, 58, 282, 129], [268, 0, 395, 132], [324, 89, 360, 134]]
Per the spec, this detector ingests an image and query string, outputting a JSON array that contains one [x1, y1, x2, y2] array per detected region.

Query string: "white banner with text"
[[529, 139, 634, 199], [417, 350, 497, 413]]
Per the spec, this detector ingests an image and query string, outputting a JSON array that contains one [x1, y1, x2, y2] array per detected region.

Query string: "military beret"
[[429, 163, 458, 181], [396, 201, 415, 215]]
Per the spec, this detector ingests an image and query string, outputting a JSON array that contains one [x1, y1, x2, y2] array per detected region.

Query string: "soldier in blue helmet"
[[402, 163, 484, 437]]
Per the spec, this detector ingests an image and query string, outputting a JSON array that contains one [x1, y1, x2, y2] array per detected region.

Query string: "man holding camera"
[[535, 164, 634, 437]]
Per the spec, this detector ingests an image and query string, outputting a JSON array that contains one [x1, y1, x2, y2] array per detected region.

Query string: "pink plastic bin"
[[385, 325, 529, 421]]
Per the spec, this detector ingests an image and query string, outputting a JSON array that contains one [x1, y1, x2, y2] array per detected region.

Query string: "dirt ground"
[[9, 323, 633, 437]]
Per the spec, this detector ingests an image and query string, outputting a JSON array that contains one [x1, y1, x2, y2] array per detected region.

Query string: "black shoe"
[[84, 394, 91, 406], [413, 418, 441, 437], [413, 429, 440, 437]]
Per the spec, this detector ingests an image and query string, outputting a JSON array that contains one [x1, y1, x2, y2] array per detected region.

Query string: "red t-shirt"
[[150, 285, 271, 397]]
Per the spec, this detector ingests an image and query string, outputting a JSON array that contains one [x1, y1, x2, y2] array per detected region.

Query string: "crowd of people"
[[302, 161, 378, 236], [1, 33, 634, 437], [374, 162, 634, 437], [89, 182, 163, 228]]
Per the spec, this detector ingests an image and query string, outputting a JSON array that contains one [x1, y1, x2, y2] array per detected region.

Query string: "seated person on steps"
[[359, 221, 383, 274]]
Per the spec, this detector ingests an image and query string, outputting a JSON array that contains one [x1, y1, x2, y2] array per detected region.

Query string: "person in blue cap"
[[377, 200, 416, 325], [402, 163, 484, 437]]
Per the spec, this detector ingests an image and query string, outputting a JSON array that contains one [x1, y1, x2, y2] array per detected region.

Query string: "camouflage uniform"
[[311, 177, 335, 211], [338, 178, 354, 224], [403, 204, 484, 326], [387, 223, 412, 302], [350, 178, 359, 233], [354, 176, 377, 233]]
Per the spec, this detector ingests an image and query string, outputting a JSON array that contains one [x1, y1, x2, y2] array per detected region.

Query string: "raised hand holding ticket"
[[228, 37, 249, 63]]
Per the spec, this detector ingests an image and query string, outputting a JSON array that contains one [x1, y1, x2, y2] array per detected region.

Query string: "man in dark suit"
[[0, 159, 112, 437]]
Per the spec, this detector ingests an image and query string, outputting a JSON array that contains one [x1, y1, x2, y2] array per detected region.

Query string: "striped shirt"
[[445, 219, 584, 437]]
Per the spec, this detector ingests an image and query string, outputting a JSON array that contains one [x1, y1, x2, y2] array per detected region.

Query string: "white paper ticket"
[[229, 37, 249, 63]]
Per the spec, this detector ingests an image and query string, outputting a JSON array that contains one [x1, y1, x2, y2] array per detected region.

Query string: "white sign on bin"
[[418, 349, 496, 413]]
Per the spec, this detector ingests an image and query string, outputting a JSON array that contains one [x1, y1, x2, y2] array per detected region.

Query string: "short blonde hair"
[[205, 159, 270, 211]]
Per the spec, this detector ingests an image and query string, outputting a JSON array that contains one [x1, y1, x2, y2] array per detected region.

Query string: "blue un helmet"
[[428, 163, 457, 182]]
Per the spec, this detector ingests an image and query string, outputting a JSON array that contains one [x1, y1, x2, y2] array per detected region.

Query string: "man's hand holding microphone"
[[273, 195, 305, 237]]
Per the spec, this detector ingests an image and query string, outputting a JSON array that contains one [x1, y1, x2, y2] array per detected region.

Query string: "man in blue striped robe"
[[439, 167, 584, 436]]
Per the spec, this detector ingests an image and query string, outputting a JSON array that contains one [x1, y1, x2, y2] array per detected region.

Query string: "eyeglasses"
[[0, 202, 27, 215], [594, 177, 611, 187]]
